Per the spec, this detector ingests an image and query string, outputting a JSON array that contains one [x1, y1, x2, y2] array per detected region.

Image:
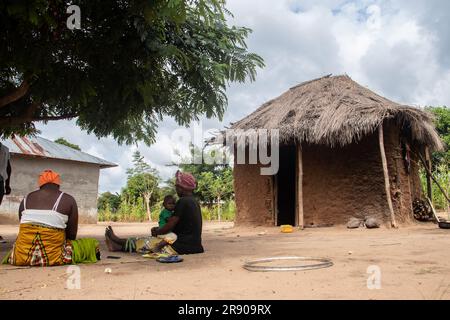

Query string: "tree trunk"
[[296, 144, 304, 228], [144, 193, 151, 222], [217, 195, 222, 222], [444, 177, 450, 217], [425, 147, 433, 203], [0, 80, 30, 108]]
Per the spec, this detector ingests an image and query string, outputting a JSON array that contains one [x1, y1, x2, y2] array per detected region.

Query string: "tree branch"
[[0, 102, 77, 127], [34, 114, 78, 121], [0, 102, 39, 126], [0, 80, 30, 109]]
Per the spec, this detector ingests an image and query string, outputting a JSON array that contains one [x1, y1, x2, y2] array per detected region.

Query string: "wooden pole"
[[378, 125, 398, 228], [296, 144, 304, 229], [271, 175, 277, 226], [426, 197, 440, 223], [273, 175, 278, 226], [425, 146, 433, 202]]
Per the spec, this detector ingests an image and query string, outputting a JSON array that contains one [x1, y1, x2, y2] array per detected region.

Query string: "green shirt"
[[159, 208, 173, 228]]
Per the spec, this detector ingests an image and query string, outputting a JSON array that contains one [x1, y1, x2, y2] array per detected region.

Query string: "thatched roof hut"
[[231, 74, 442, 150], [229, 74, 443, 227]]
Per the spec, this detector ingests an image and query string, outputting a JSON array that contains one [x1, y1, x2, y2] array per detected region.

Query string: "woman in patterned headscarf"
[[153, 170, 204, 254], [105, 171, 204, 255]]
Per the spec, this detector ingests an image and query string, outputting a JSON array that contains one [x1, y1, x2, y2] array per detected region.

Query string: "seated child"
[[157, 195, 178, 244], [135, 195, 178, 255]]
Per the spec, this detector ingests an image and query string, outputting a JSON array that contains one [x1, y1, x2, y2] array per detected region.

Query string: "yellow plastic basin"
[[280, 225, 294, 233]]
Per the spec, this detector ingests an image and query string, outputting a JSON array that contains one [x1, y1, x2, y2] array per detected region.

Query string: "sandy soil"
[[1, 221, 450, 300]]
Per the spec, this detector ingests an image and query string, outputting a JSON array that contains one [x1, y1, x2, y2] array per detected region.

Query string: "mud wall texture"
[[0, 156, 100, 224], [383, 122, 420, 224], [302, 133, 388, 226], [233, 161, 274, 226], [302, 123, 417, 226]]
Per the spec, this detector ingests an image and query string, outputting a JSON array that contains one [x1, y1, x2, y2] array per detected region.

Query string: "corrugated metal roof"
[[0, 136, 117, 169]]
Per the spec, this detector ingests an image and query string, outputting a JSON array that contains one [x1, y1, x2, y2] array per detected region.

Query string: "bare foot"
[[106, 226, 122, 242], [105, 229, 122, 252]]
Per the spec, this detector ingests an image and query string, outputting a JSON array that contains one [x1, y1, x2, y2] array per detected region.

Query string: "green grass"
[[98, 200, 236, 222]]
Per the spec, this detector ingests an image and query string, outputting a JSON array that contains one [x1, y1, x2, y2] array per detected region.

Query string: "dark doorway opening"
[[276, 145, 296, 226]]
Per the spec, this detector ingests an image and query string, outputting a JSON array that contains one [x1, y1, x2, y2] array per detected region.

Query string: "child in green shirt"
[[157, 195, 177, 244], [159, 195, 175, 227]]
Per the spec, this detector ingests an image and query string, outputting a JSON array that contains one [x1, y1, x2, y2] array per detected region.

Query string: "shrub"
[[420, 165, 450, 211]]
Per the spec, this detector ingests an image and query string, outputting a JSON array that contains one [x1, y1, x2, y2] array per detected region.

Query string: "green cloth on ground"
[[71, 238, 99, 264], [158, 208, 174, 228], [1, 250, 11, 264]]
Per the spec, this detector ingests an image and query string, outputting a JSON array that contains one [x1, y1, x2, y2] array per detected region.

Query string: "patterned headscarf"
[[175, 170, 196, 190]]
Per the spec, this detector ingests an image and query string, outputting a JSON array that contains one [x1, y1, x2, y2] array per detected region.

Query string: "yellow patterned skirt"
[[4, 224, 70, 266]]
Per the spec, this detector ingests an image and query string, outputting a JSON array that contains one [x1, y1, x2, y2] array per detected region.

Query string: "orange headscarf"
[[38, 170, 61, 187]]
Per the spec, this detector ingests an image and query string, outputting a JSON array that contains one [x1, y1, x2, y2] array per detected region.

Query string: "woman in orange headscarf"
[[2, 170, 100, 266]]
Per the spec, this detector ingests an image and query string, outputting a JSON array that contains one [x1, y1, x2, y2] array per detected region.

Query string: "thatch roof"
[[229, 74, 443, 151]]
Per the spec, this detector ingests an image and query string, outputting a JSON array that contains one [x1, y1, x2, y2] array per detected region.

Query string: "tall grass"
[[201, 200, 236, 222], [98, 198, 156, 222], [98, 199, 236, 222]]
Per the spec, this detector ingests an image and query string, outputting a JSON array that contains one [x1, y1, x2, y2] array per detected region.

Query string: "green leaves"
[[426, 106, 450, 167], [0, 0, 264, 145], [124, 150, 160, 204], [176, 144, 234, 204]]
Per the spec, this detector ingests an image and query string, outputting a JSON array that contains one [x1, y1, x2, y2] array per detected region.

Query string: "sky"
[[37, 0, 450, 194]]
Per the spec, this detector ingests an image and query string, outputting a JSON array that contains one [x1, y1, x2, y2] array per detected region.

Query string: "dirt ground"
[[1, 221, 450, 300]]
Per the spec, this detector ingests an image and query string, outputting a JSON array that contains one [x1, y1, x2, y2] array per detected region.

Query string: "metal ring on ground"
[[243, 256, 333, 272]]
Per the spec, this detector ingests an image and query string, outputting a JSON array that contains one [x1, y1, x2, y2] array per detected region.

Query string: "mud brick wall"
[[233, 162, 274, 226], [233, 123, 419, 226], [302, 133, 388, 226]]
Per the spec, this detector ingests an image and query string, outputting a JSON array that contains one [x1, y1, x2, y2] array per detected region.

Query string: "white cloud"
[[37, 0, 450, 193]]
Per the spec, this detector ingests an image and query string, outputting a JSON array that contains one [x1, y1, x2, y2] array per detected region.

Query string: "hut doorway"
[[276, 145, 297, 226]]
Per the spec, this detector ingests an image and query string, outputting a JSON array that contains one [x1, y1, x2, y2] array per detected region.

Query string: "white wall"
[[0, 155, 100, 224]]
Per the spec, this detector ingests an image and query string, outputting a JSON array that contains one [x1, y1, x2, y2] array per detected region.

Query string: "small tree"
[[125, 151, 160, 221], [426, 106, 450, 168], [174, 144, 233, 206], [198, 167, 233, 221], [97, 191, 121, 212], [422, 106, 450, 211], [54, 137, 81, 151]]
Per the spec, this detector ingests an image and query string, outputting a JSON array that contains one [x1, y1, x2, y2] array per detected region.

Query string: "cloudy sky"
[[37, 0, 450, 194]]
